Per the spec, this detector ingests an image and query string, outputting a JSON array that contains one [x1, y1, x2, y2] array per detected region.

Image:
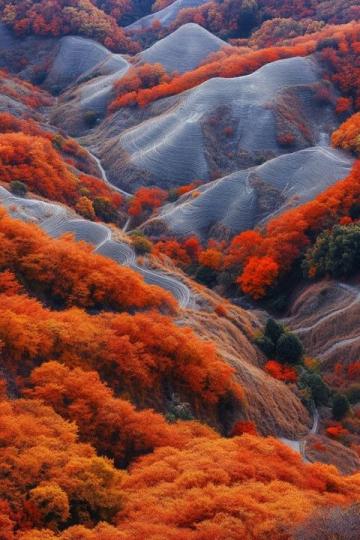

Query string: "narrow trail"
[[87, 149, 132, 201], [0, 186, 191, 308], [286, 283, 360, 336], [280, 405, 319, 463]]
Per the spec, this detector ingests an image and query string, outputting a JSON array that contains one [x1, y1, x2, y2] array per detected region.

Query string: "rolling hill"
[[145, 145, 354, 239]]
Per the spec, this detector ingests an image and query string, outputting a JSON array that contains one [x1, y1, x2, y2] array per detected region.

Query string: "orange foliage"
[[214, 303, 228, 317], [0, 297, 242, 412], [0, 0, 139, 53], [0, 396, 125, 530], [0, 132, 78, 204], [315, 26, 360, 110], [0, 208, 174, 312], [0, 112, 53, 140], [153, 238, 192, 267], [0, 118, 123, 217], [265, 360, 298, 383], [198, 247, 223, 270], [176, 181, 201, 196], [110, 63, 169, 110], [116, 435, 360, 538], [26, 361, 216, 467], [332, 112, 360, 154], [80, 173, 123, 207]]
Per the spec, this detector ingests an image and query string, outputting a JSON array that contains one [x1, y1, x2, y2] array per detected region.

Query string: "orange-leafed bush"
[[332, 112, 360, 154], [214, 303, 228, 317], [199, 247, 223, 270], [0, 133, 78, 204], [265, 360, 298, 382], [0, 396, 125, 530], [109, 63, 170, 111], [176, 181, 202, 196], [326, 424, 350, 438], [238, 256, 280, 299], [0, 298, 243, 412], [0, 112, 53, 140]]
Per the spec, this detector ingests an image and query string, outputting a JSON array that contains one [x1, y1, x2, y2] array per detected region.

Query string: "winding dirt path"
[[280, 405, 319, 462]]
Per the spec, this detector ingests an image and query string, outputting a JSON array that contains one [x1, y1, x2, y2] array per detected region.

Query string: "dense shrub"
[[276, 333, 304, 364], [304, 223, 360, 279]]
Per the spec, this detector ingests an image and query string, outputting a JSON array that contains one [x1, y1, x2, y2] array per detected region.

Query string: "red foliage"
[[348, 362, 360, 380], [277, 132, 296, 147], [231, 420, 257, 436], [238, 256, 280, 299], [128, 186, 168, 219], [326, 424, 350, 438], [265, 360, 298, 383], [336, 96, 353, 114]]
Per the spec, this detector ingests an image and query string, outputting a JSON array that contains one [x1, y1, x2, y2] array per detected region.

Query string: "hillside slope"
[[145, 145, 353, 239], [138, 23, 227, 73], [75, 56, 340, 192]]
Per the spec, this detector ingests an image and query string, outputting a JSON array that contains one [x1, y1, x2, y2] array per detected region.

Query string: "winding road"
[[0, 186, 191, 308]]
